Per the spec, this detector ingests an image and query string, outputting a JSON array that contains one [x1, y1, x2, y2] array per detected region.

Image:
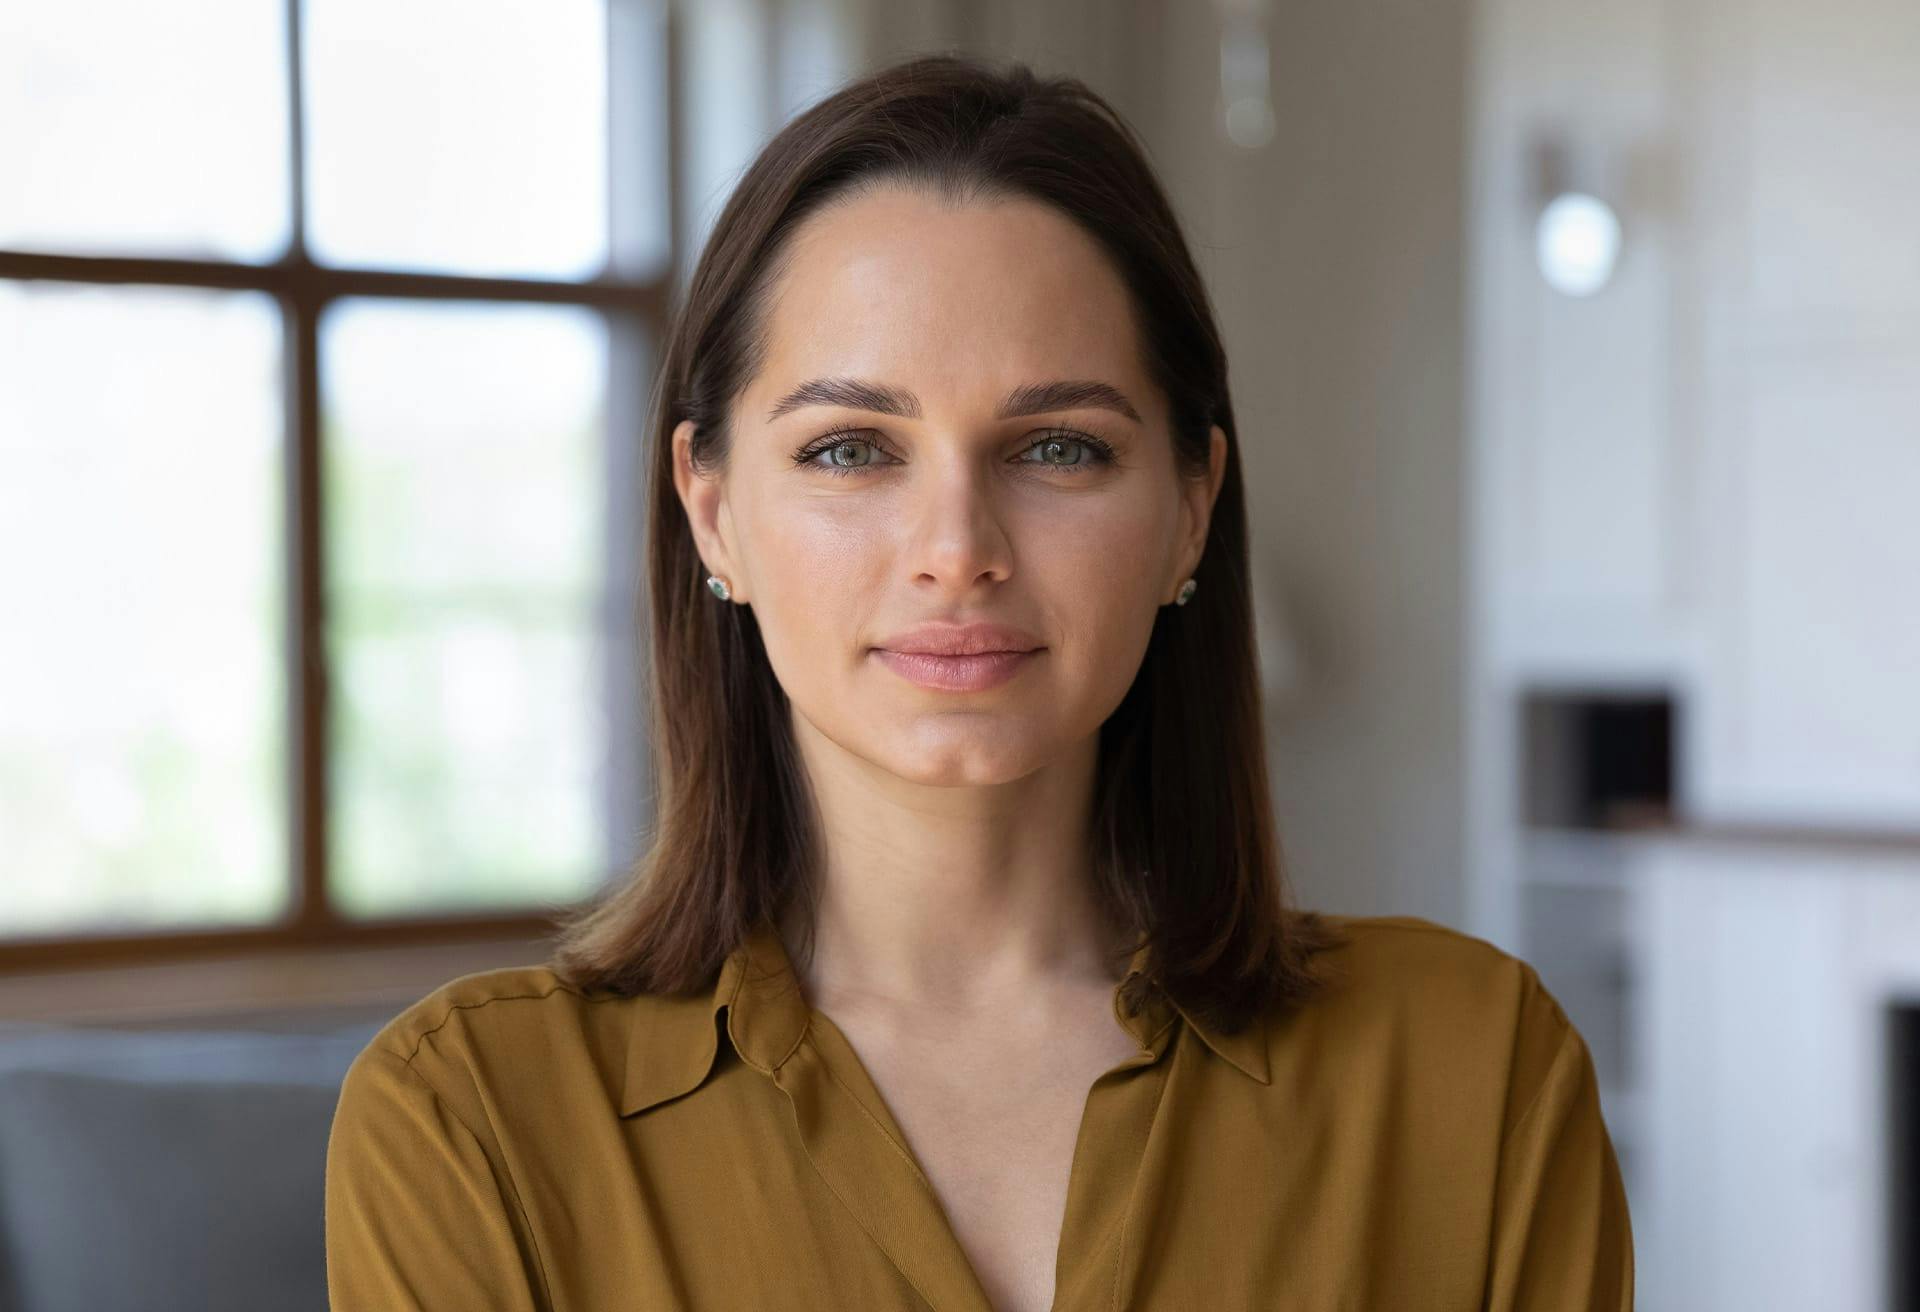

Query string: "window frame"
[[0, 0, 688, 974]]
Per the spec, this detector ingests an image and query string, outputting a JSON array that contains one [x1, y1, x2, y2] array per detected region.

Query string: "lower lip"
[[871, 648, 1042, 691]]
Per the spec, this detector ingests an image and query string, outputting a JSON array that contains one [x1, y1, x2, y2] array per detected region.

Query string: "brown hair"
[[548, 51, 1345, 1034]]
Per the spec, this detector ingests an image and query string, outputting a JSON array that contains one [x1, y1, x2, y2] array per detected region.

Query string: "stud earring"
[[706, 575, 731, 601], [1174, 578, 1197, 606]]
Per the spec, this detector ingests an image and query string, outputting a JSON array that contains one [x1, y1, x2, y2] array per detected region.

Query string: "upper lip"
[[873, 621, 1045, 656]]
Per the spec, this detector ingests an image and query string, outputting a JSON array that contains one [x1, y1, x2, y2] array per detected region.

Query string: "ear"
[[1168, 424, 1229, 602], [671, 418, 748, 604]]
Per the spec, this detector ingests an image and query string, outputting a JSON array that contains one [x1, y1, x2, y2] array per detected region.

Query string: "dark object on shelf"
[[1892, 1002, 1920, 1312], [1522, 689, 1677, 831]]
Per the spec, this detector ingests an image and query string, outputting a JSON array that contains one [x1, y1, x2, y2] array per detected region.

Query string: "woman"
[[325, 53, 1632, 1311]]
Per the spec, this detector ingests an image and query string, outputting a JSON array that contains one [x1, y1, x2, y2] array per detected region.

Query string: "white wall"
[[1193, 0, 1471, 929]]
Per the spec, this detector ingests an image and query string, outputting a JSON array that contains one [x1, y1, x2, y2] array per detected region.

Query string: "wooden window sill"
[[0, 934, 558, 1028]]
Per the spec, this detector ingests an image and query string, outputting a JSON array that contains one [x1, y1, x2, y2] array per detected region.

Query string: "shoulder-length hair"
[[549, 51, 1345, 1035]]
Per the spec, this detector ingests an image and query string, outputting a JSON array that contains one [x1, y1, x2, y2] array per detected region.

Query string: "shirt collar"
[[621, 919, 1270, 1116]]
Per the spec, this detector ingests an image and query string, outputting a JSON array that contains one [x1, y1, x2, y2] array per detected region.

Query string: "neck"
[[778, 713, 1133, 1020]]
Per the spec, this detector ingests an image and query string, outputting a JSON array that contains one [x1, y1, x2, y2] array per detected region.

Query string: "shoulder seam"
[[1501, 959, 1579, 1136], [1504, 1010, 1582, 1138], [397, 980, 584, 1068]]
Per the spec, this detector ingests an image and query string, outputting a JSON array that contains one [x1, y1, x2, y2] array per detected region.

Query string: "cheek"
[[734, 497, 884, 676], [1014, 497, 1168, 701], [1019, 493, 1169, 619], [748, 497, 886, 582]]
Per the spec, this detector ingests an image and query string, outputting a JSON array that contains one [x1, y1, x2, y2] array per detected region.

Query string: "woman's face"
[[674, 184, 1226, 789]]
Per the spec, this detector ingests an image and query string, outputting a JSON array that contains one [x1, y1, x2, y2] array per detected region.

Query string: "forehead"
[[748, 185, 1148, 419]]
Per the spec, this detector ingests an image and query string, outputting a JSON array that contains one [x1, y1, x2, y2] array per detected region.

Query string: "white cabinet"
[[1686, 0, 1920, 827], [1695, 354, 1920, 823], [1631, 837, 1920, 1312]]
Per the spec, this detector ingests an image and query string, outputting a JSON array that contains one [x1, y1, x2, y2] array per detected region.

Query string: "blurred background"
[[1, 0, 1916, 1308]]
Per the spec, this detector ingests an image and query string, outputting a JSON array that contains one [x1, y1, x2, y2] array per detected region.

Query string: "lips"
[[871, 621, 1044, 656], [871, 647, 1041, 692]]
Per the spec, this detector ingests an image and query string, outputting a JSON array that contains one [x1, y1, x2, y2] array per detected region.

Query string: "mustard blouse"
[[325, 913, 1633, 1309]]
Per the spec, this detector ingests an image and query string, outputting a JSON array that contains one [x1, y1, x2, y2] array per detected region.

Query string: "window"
[[0, 0, 856, 970]]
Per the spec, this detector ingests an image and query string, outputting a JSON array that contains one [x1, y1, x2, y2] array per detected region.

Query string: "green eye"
[[793, 431, 893, 478], [1027, 436, 1090, 465]]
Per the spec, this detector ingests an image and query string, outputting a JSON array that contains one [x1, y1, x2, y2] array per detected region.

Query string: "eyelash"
[[790, 424, 1120, 479]]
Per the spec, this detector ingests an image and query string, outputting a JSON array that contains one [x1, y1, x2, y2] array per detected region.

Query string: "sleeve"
[[1483, 1003, 1636, 1311], [325, 1042, 552, 1312]]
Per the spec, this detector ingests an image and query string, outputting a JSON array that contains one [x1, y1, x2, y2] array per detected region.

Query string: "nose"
[[899, 448, 1015, 592]]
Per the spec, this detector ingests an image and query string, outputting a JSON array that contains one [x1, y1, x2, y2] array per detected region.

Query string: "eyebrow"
[[764, 377, 1142, 425]]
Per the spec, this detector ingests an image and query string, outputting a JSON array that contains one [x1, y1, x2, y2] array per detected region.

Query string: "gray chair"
[[0, 1019, 385, 1312]]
